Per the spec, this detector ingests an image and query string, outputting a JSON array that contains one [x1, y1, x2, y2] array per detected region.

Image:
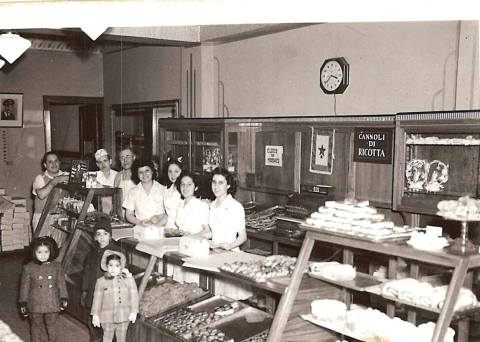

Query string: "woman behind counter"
[[160, 158, 183, 229], [171, 171, 210, 283], [175, 171, 210, 236], [206, 167, 247, 250], [123, 159, 166, 226], [205, 167, 251, 300]]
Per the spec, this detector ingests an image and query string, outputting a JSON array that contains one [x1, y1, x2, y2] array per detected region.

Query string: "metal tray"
[[195, 307, 273, 342], [140, 281, 209, 319], [188, 295, 247, 314]]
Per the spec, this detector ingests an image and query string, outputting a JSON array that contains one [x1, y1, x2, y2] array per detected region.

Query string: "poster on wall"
[[310, 128, 335, 174], [265, 145, 283, 167]]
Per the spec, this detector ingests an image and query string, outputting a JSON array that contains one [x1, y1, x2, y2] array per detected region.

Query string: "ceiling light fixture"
[[0, 59, 5, 69], [80, 25, 108, 40], [0, 32, 31, 64]]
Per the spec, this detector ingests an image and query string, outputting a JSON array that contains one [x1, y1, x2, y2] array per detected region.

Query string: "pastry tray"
[[187, 307, 272, 342], [141, 282, 210, 319], [219, 268, 292, 284], [301, 223, 414, 243], [219, 269, 268, 283], [153, 295, 249, 340], [188, 295, 248, 314]]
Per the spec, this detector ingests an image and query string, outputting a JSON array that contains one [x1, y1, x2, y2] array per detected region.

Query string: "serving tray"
[[301, 223, 414, 243]]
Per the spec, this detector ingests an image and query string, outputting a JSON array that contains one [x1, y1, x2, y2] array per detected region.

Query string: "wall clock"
[[320, 57, 349, 94]]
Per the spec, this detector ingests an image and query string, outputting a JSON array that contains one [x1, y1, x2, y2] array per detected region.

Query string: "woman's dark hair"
[[211, 167, 236, 196], [106, 253, 122, 265], [41, 151, 60, 172], [131, 158, 157, 184], [160, 158, 184, 188], [176, 171, 200, 199], [31, 236, 59, 263]]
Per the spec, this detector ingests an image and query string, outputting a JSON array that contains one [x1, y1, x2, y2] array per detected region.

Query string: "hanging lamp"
[[0, 32, 31, 64], [80, 25, 108, 40]]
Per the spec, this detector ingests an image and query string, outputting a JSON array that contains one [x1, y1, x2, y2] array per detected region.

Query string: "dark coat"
[[82, 241, 123, 307], [19, 261, 68, 313]]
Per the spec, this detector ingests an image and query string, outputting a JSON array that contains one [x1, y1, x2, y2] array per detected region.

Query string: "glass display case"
[[157, 119, 224, 198], [393, 111, 480, 215]]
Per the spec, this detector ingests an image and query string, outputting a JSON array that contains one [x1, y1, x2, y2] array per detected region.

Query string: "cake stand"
[[438, 214, 478, 254]]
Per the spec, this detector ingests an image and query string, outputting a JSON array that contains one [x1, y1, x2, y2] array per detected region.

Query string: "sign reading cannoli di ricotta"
[[353, 128, 393, 164]]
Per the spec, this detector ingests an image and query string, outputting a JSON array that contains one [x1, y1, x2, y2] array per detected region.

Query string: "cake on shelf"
[[310, 299, 347, 322]]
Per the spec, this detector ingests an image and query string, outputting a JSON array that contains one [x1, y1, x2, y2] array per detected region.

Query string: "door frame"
[[43, 95, 103, 153]]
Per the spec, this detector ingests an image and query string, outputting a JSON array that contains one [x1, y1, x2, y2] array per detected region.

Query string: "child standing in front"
[[91, 250, 138, 342], [81, 217, 123, 342], [19, 236, 68, 342]]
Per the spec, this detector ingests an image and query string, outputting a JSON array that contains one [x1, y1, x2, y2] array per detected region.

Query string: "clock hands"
[[325, 74, 339, 83]]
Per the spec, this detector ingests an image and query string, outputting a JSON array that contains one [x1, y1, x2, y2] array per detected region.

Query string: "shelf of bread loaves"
[[375, 277, 479, 318], [302, 300, 456, 342], [307, 261, 480, 318], [304, 199, 414, 242], [307, 261, 384, 293]]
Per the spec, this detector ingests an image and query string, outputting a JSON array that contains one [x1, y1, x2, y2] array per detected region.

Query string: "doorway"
[[43, 96, 103, 170], [111, 99, 179, 164]]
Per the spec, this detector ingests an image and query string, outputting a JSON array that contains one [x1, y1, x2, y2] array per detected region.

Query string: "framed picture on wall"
[[0, 93, 23, 127]]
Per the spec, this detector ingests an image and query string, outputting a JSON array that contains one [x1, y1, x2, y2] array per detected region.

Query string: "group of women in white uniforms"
[[119, 156, 250, 299]]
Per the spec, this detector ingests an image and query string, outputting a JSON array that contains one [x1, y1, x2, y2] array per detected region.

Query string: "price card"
[[426, 225, 443, 237]]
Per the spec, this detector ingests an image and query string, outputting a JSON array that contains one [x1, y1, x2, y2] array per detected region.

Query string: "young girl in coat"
[[91, 250, 138, 342], [19, 236, 68, 342]]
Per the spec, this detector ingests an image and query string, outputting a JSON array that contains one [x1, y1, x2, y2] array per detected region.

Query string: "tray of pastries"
[[304, 199, 414, 242], [219, 255, 296, 282]]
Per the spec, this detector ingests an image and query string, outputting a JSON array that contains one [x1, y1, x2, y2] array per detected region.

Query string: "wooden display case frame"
[[393, 110, 480, 215], [268, 224, 480, 342]]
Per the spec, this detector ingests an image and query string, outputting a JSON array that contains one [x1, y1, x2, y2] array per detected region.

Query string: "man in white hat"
[[95, 149, 118, 215], [95, 148, 117, 187]]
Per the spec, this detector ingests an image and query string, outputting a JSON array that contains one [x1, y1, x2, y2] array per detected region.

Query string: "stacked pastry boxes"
[[0, 189, 31, 252]]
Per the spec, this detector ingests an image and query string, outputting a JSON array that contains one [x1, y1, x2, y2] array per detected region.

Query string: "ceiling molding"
[[13, 23, 318, 53]]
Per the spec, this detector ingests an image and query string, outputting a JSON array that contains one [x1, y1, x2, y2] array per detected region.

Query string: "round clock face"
[[320, 60, 344, 92]]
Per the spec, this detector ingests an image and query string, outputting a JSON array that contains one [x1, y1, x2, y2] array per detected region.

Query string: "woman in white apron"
[[123, 159, 166, 226], [172, 171, 210, 284], [207, 167, 251, 300]]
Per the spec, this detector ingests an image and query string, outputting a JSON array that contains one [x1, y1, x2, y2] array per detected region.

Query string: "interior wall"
[[205, 21, 476, 117], [0, 49, 103, 210], [102, 45, 182, 160]]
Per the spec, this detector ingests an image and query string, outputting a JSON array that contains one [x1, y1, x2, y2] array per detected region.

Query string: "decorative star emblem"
[[318, 145, 326, 158]]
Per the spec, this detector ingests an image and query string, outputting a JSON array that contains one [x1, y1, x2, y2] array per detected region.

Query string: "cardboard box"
[[11, 197, 27, 206], [13, 212, 30, 219], [14, 205, 27, 213]]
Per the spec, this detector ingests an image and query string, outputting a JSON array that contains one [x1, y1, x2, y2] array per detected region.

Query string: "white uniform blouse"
[[96, 169, 118, 187], [122, 180, 166, 221], [209, 194, 245, 247], [175, 197, 209, 235], [163, 185, 182, 229]]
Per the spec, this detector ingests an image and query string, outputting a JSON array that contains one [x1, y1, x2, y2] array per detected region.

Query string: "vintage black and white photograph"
[[1, 2, 480, 342], [0, 93, 22, 127]]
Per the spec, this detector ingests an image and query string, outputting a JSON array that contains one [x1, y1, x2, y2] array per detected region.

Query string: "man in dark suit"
[[1, 98, 16, 120]]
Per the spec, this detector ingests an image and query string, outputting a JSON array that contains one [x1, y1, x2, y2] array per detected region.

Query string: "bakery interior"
[[1, 4, 480, 342]]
